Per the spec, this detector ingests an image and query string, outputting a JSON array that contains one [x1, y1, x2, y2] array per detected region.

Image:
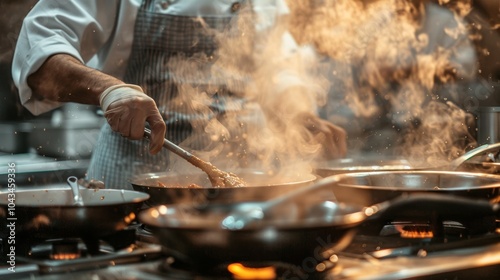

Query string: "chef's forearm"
[[27, 54, 124, 105]]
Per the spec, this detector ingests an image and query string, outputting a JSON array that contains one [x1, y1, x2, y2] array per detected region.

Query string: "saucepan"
[[129, 168, 317, 207], [0, 182, 149, 240], [138, 175, 500, 270]]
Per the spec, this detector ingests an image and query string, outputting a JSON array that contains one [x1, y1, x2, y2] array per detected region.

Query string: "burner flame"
[[396, 224, 434, 238], [227, 263, 276, 279], [50, 252, 81, 260]]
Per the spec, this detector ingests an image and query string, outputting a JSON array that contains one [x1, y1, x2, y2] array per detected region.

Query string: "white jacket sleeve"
[[12, 0, 139, 115]]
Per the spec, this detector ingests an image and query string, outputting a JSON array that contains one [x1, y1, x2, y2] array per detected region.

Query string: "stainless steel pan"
[[0, 187, 149, 239], [328, 170, 500, 207], [315, 143, 500, 177]]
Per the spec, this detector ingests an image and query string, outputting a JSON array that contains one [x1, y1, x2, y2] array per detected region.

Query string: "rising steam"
[[164, 0, 480, 174]]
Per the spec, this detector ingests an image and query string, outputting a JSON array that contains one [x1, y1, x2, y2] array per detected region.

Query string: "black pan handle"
[[370, 193, 498, 222]]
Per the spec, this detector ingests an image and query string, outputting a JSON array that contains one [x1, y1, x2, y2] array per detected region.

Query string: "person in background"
[[12, 0, 347, 189]]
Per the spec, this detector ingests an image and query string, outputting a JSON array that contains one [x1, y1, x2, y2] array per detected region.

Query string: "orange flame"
[[227, 263, 276, 279]]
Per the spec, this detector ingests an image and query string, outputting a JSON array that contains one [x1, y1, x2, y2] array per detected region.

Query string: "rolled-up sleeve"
[[12, 0, 130, 115]]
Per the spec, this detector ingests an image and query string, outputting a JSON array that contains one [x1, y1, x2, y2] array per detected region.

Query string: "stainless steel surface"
[[0, 122, 32, 153], [0, 153, 89, 186], [3, 242, 500, 280], [478, 106, 500, 145], [29, 121, 102, 159]]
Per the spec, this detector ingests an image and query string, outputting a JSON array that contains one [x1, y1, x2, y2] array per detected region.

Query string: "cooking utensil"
[[143, 128, 246, 188], [67, 176, 84, 206], [139, 176, 500, 268], [129, 169, 317, 206], [0, 185, 149, 239], [328, 170, 500, 207]]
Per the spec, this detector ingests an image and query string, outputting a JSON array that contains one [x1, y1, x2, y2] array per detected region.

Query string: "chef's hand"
[[298, 112, 347, 159], [99, 84, 166, 154]]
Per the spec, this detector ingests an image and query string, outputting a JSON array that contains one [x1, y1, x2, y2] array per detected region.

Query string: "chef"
[[12, 0, 347, 189]]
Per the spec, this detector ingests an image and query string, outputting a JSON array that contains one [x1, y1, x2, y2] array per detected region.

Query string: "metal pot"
[[130, 169, 317, 206], [0, 187, 149, 239], [138, 181, 499, 269], [328, 170, 500, 207]]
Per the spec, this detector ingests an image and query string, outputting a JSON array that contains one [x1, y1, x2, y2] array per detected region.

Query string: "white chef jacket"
[[12, 0, 289, 115]]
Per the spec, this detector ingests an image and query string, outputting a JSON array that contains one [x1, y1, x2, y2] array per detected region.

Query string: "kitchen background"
[[0, 0, 499, 187], [0, 0, 104, 186]]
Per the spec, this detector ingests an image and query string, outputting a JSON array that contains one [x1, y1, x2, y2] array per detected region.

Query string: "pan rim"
[[0, 188, 150, 207], [138, 202, 368, 231], [330, 170, 500, 191]]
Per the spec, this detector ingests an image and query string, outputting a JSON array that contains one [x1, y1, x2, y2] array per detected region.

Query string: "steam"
[[286, 0, 478, 164], [163, 0, 480, 174], [163, 5, 329, 176]]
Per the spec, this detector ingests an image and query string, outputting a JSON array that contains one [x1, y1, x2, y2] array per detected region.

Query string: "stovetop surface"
[[2, 217, 500, 280], [3, 234, 500, 280]]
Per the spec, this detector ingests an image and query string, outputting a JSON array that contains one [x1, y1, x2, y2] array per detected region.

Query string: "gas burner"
[[157, 253, 336, 279], [341, 228, 500, 260], [14, 241, 164, 275], [380, 220, 470, 239], [1, 228, 164, 275], [2, 228, 139, 262]]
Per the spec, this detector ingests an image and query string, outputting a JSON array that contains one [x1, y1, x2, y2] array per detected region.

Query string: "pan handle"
[[449, 142, 500, 170], [369, 193, 498, 223]]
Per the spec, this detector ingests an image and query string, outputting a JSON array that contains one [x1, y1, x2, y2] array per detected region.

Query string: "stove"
[[1, 217, 500, 279]]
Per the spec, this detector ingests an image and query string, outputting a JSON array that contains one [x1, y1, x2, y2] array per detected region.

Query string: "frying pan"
[[314, 156, 419, 178], [315, 143, 500, 177], [328, 170, 500, 207], [129, 169, 317, 206], [138, 175, 500, 269], [0, 187, 149, 239]]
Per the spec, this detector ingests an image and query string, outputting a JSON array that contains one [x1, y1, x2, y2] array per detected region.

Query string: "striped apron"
[[87, 0, 246, 189]]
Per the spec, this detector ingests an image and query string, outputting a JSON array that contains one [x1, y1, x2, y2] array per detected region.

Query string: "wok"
[[328, 170, 500, 207], [129, 169, 317, 206], [0, 187, 149, 239], [139, 175, 500, 269]]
